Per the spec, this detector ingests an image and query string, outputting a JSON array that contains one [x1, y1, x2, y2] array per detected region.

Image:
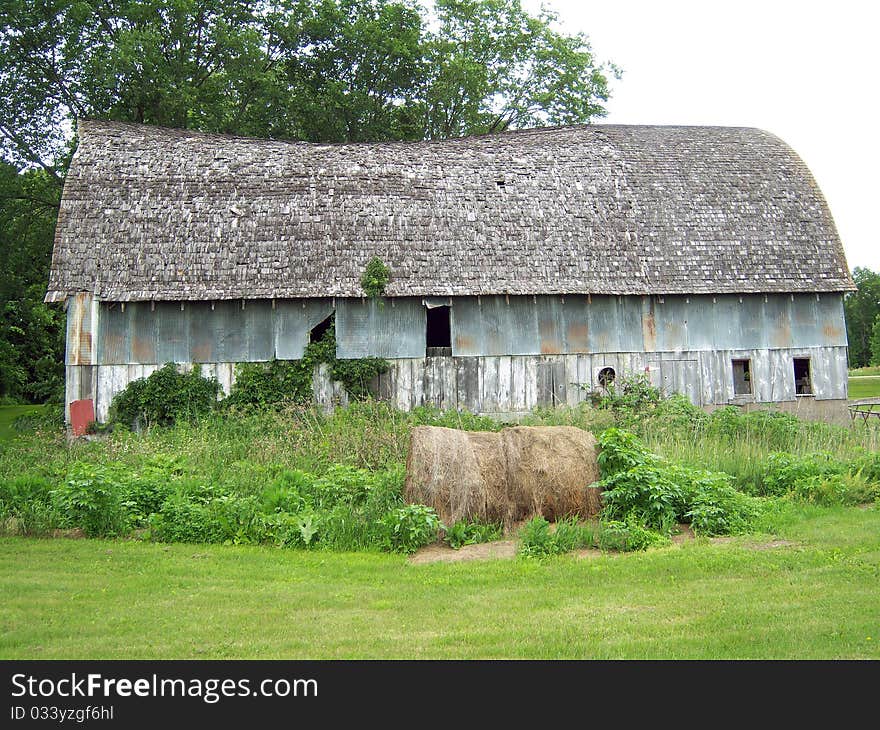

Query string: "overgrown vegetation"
[[109, 364, 221, 429], [2, 371, 879, 558], [360, 256, 391, 299], [107, 321, 389, 428]]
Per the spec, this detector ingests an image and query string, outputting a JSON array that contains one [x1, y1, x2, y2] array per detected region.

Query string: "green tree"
[[870, 313, 880, 367], [0, 163, 64, 402], [844, 267, 880, 368]]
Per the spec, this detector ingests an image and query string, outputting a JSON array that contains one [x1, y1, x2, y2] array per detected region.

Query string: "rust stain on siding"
[[567, 322, 589, 353], [71, 293, 92, 365], [538, 318, 561, 354], [642, 302, 657, 351], [454, 335, 475, 354], [822, 324, 842, 341]]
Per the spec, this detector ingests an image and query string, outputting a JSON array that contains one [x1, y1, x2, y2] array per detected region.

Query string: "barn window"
[[309, 314, 333, 343], [597, 366, 616, 388], [732, 359, 752, 395], [426, 306, 451, 356], [793, 358, 813, 395]]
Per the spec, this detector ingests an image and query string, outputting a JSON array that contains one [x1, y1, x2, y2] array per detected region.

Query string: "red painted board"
[[70, 399, 95, 437]]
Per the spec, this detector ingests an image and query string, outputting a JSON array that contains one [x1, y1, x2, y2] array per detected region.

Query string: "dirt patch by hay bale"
[[404, 426, 508, 527], [404, 424, 601, 527], [501, 426, 601, 522]]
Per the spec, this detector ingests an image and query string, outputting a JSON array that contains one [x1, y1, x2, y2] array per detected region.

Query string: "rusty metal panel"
[[97, 303, 129, 364], [816, 294, 847, 346], [651, 296, 690, 352], [66, 293, 95, 365], [130, 302, 157, 363], [156, 302, 190, 363], [275, 299, 334, 360], [336, 297, 426, 359], [188, 302, 216, 363], [587, 296, 618, 352]]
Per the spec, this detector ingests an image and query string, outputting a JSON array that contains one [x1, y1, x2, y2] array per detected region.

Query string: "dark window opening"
[[732, 359, 752, 395], [426, 306, 451, 356], [309, 314, 333, 344], [793, 358, 813, 395], [597, 366, 616, 389]]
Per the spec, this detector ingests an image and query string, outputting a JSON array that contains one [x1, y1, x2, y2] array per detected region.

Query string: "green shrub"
[[148, 494, 225, 544], [596, 429, 763, 536], [517, 515, 594, 557], [378, 504, 443, 554], [597, 518, 670, 552], [444, 520, 503, 549], [360, 256, 390, 298], [517, 516, 555, 557], [0, 475, 59, 534], [758, 452, 879, 505], [109, 363, 220, 429], [52, 463, 130, 537], [227, 359, 312, 408]]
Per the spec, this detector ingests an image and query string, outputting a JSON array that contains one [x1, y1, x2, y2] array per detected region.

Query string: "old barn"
[[46, 120, 854, 423]]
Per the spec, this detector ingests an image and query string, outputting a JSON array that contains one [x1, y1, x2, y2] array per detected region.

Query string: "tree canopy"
[[845, 267, 880, 368], [0, 0, 617, 402], [0, 0, 617, 179]]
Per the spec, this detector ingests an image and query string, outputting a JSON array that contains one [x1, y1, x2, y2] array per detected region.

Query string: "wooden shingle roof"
[[45, 120, 853, 302]]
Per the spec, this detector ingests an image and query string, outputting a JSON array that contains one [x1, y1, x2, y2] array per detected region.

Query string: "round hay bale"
[[501, 426, 600, 521], [404, 426, 508, 527]]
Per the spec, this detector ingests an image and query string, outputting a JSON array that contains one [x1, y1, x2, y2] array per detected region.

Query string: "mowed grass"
[[2, 503, 878, 660], [0, 405, 48, 443], [848, 376, 880, 400]]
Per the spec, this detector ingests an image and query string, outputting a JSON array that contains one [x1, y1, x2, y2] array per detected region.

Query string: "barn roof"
[[45, 120, 854, 302]]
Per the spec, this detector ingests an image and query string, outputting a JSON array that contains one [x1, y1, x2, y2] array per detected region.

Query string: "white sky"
[[525, 0, 879, 273]]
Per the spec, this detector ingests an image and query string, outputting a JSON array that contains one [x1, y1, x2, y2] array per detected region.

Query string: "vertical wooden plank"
[[496, 356, 512, 412], [410, 358, 425, 409], [524, 356, 538, 411]]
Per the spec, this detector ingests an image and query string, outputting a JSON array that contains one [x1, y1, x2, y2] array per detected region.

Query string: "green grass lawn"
[[848, 376, 880, 400], [2, 503, 878, 660], [0, 405, 48, 442]]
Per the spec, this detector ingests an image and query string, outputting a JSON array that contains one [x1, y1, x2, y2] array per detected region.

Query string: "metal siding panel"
[[98, 303, 130, 365], [275, 299, 334, 360], [336, 298, 425, 359], [737, 296, 765, 349], [564, 298, 590, 353], [536, 297, 564, 354], [712, 296, 741, 351], [766, 295, 793, 349], [617, 297, 643, 351], [816, 294, 847, 347], [589, 296, 618, 353], [686, 296, 714, 351], [156, 302, 190, 363], [245, 302, 273, 361], [654, 297, 689, 353], [791, 295, 820, 348], [211, 300, 244, 362], [189, 302, 216, 363], [130, 302, 158, 364]]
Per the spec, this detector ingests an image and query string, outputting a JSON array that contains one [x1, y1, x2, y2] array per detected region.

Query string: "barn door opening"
[[425, 304, 451, 357]]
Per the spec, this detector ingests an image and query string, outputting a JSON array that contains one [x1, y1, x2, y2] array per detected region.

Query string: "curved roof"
[[46, 120, 853, 302]]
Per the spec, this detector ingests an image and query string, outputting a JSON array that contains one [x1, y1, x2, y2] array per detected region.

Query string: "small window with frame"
[[793, 357, 812, 396], [732, 359, 752, 396]]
